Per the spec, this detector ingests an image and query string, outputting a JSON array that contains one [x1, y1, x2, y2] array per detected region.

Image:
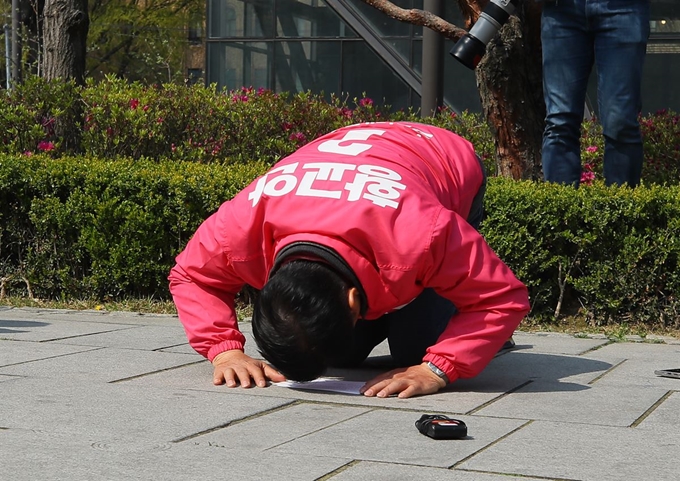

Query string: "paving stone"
[[269, 410, 526, 468], [50, 325, 190, 350], [0, 307, 180, 327], [0, 428, 348, 481], [582, 342, 680, 389], [0, 318, 134, 342], [0, 376, 293, 442], [3, 307, 680, 481], [636, 390, 680, 429], [464, 349, 619, 387], [511, 331, 610, 355], [457, 420, 680, 481], [331, 461, 530, 480], [475, 381, 669, 426], [0, 340, 98, 367], [158, 343, 199, 355], [192, 402, 371, 451], [0, 347, 200, 382]]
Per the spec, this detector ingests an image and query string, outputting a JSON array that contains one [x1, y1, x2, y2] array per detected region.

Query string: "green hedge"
[[0, 154, 269, 299], [1, 154, 678, 327], [483, 178, 680, 326]]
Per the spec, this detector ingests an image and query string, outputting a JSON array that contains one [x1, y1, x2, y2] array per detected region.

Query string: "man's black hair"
[[252, 260, 355, 382]]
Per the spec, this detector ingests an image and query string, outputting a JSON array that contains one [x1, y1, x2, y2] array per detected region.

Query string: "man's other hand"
[[360, 363, 447, 399], [212, 350, 286, 388]]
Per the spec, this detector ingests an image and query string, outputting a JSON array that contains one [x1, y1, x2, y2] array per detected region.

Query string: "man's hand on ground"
[[212, 350, 286, 388], [360, 363, 447, 399]]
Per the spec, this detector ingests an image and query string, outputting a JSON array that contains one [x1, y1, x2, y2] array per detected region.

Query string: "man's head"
[[252, 260, 361, 381]]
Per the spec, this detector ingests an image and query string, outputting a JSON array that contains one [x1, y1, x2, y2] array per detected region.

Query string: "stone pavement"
[[1, 306, 679, 481]]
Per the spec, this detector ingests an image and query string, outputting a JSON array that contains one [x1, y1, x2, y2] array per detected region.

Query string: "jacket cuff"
[[423, 353, 458, 384], [207, 340, 245, 362]]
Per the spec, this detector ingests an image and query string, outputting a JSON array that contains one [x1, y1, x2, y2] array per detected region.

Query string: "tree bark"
[[475, 1, 545, 179], [42, 0, 89, 85]]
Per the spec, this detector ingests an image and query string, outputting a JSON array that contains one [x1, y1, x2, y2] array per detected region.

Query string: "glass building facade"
[[206, 0, 680, 115]]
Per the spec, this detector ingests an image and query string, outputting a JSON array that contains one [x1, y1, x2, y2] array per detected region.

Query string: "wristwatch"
[[426, 362, 449, 385]]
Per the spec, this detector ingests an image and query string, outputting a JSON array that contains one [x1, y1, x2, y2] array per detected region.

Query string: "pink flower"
[[129, 98, 140, 110], [337, 107, 353, 119], [282, 122, 293, 131], [586, 146, 598, 153], [580, 171, 595, 185], [289, 132, 307, 144], [143, 105, 150, 112], [24, 150, 33, 156], [359, 98, 373, 107], [37, 141, 55, 152]]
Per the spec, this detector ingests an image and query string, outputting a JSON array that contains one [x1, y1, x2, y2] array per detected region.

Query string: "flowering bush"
[[580, 110, 680, 186], [0, 76, 81, 156], [80, 78, 396, 165], [2, 76, 679, 186]]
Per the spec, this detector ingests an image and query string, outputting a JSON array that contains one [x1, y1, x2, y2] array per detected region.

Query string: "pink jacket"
[[169, 122, 529, 383]]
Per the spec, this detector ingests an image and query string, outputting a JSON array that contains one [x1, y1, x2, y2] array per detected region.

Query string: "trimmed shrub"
[[0, 153, 269, 299], [483, 178, 680, 327]]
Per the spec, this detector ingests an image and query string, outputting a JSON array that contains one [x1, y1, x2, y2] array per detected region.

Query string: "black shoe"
[[494, 337, 516, 357]]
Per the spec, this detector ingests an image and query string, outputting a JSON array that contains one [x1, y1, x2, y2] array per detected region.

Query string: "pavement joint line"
[[36, 326, 139, 343], [152, 342, 191, 351], [314, 460, 361, 480], [450, 419, 534, 469], [464, 380, 533, 415], [586, 358, 628, 386], [453, 466, 580, 481], [629, 390, 676, 428], [263, 409, 376, 452], [577, 338, 615, 355], [0, 346, 104, 368], [108, 359, 206, 383], [171, 400, 302, 443], [193, 393, 471, 416]]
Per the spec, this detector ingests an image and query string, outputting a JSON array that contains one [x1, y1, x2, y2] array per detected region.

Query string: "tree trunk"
[[475, 1, 545, 180], [42, 0, 89, 85], [361, 0, 545, 180]]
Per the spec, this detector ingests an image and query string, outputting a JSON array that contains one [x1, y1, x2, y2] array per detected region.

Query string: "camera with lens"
[[450, 0, 519, 69]]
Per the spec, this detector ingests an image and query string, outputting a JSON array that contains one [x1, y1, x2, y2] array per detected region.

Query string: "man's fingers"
[[232, 366, 254, 388], [263, 363, 286, 383], [249, 365, 268, 388], [213, 369, 226, 386], [361, 379, 391, 397], [376, 379, 410, 398]]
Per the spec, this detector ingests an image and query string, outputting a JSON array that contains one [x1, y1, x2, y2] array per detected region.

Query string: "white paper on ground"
[[273, 377, 364, 395]]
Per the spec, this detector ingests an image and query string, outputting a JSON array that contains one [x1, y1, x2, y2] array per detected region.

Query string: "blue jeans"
[[541, 0, 650, 187]]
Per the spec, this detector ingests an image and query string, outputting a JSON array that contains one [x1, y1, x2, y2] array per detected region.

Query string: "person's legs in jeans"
[[591, 0, 650, 187], [541, 0, 593, 187]]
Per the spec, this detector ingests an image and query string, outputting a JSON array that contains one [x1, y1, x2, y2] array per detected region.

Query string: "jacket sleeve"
[[168, 209, 247, 361], [421, 207, 530, 383]]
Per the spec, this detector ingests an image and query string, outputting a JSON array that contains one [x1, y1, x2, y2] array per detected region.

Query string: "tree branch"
[[361, 0, 467, 41]]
